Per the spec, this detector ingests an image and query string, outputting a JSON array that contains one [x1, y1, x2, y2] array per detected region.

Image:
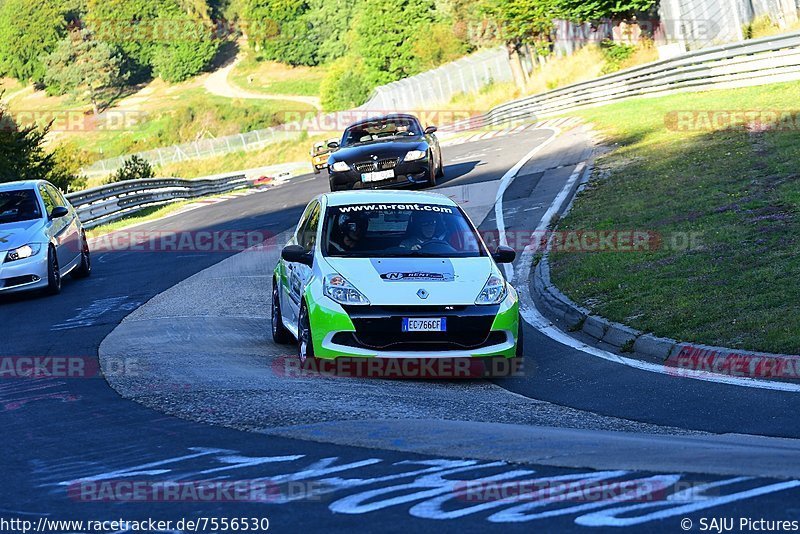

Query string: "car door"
[[282, 201, 319, 328], [293, 201, 320, 314], [38, 185, 66, 266], [47, 184, 81, 266]]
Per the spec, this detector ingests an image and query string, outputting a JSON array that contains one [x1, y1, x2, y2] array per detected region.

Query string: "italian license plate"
[[361, 169, 395, 182], [402, 318, 447, 332]]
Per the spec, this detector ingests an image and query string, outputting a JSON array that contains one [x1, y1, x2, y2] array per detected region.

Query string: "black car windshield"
[[323, 203, 487, 258], [0, 189, 42, 223], [341, 117, 423, 147]]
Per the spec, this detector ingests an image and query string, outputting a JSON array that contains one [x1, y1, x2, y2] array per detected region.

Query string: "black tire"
[[45, 246, 61, 296], [516, 316, 524, 358], [427, 157, 437, 187], [271, 280, 292, 345], [436, 154, 445, 178], [297, 300, 317, 367], [313, 167, 321, 175], [71, 233, 91, 279]]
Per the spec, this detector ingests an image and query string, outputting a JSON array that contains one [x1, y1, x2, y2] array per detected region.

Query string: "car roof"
[[0, 180, 44, 192], [323, 190, 458, 208]]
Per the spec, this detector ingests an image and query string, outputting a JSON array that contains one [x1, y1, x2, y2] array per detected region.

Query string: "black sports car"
[[326, 114, 444, 192]]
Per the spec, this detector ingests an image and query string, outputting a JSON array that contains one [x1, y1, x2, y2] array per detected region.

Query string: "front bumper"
[[0, 250, 49, 294], [306, 286, 519, 359], [329, 159, 431, 190]]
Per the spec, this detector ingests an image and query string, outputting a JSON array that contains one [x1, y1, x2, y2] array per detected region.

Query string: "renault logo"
[[417, 289, 429, 299]]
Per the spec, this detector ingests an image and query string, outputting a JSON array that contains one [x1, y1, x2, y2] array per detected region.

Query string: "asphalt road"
[[2, 127, 800, 533]]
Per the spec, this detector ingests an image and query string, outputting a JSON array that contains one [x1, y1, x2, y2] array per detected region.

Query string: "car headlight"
[[404, 150, 427, 162], [324, 273, 370, 306], [5, 243, 42, 262], [475, 273, 507, 305], [331, 161, 350, 172]]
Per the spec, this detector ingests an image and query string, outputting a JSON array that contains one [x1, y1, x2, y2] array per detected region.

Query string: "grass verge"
[[229, 55, 326, 96], [549, 81, 800, 354]]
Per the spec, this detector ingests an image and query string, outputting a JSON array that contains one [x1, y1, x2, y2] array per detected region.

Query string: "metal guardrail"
[[65, 173, 248, 230], [442, 31, 800, 132]]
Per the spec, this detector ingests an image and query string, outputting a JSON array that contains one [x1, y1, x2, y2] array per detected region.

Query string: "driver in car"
[[399, 212, 445, 251], [330, 213, 368, 253]]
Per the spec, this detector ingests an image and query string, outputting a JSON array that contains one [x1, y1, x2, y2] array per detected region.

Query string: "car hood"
[[0, 219, 45, 252], [323, 256, 494, 306], [330, 138, 428, 163]]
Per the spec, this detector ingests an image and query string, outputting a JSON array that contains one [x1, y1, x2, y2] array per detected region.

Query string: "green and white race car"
[[272, 190, 521, 363]]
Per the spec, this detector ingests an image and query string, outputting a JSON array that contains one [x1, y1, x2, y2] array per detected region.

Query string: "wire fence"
[[83, 2, 800, 177], [82, 48, 512, 177]]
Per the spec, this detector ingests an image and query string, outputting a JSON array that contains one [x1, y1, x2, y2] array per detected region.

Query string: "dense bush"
[[320, 58, 371, 111], [111, 155, 155, 183]]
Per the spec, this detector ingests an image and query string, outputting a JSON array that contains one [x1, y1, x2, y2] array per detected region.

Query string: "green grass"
[[229, 56, 326, 96], [78, 89, 315, 160], [550, 81, 800, 354]]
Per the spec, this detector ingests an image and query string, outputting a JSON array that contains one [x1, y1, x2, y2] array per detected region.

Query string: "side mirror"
[[424, 125, 438, 135], [282, 244, 313, 267], [50, 206, 69, 219], [492, 245, 516, 264], [327, 141, 339, 150]]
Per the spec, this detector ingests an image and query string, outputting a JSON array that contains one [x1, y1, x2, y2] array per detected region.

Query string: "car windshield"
[[341, 117, 422, 147], [323, 203, 487, 258], [312, 144, 328, 156], [0, 189, 42, 223]]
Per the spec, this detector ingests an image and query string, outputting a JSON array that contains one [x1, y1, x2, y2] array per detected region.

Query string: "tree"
[[350, 0, 436, 86], [150, 3, 220, 82], [556, 0, 657, 22], [305, 0, 361, 63], [0, 0, 66, 84], [246, 0, 319, 66], [0, 106, 73, 187], [43, 30, 127, 115], [86, 0, 220, 82]]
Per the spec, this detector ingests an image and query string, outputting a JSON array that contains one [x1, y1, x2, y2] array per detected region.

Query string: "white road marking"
[[493, 127, 560, 281]]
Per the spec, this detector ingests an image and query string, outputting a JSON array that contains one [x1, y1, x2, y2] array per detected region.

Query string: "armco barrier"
[[443, 31, 800, 131], [65, 173, 248, 229]]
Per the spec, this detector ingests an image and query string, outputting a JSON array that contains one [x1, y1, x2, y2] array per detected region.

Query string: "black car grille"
[[339, 305, 502, 351], [353, 158, 400, 173]]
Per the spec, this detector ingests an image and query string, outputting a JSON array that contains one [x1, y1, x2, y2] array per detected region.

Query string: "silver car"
[[0, 180, 91, 296]]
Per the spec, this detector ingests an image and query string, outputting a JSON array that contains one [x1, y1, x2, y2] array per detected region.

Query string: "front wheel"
[[271, 281, 292, 345], [436, 154, 445, 178], [297, 301, 317, 367], [313, 167, 320, 175]]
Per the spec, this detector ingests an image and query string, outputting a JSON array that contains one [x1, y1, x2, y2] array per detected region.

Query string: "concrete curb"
[[530, 165, 800, 381]]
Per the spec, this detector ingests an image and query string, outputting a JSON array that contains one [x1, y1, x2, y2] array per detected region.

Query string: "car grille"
[[353, 158, 400, 173], [340, 305, 501, 351]]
